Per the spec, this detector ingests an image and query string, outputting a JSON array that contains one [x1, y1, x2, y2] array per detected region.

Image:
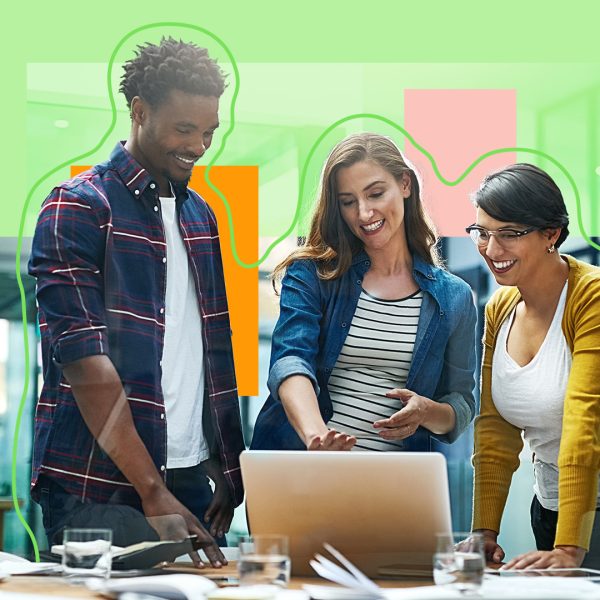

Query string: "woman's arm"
[[279, 375, 355, 450], [555, 274, 600, 549], [430, 282, 478, 441], [472, 293, 524, 535], [267, 261, 323, 404], [266, 261, 355, 450]]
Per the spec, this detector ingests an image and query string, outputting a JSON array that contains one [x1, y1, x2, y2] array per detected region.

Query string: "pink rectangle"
[[404, 89, 517, 236]]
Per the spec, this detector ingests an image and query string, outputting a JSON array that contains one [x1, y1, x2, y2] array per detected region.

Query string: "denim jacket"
[[251, 250, 477, 451]]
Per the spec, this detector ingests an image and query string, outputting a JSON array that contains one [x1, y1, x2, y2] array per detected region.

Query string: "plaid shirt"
[[28, 142, 245, 506]]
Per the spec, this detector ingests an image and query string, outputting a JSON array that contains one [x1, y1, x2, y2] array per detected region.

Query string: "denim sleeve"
[[28, 187, 110, 366], [433, 283, 477, 443], [267, 260, 322, 402]]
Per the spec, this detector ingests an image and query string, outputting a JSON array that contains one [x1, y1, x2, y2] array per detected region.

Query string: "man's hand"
[[501, 545, 585, 570], [142, 486, 226, 568], [306, 428, 356, 451], [201, 458, 234, 540], [474, 528, 505, 564]]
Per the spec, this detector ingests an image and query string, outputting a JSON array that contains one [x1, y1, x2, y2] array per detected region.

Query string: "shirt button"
[[154, 205, 159, 212], [160, 413, 165, 420], [160, 465, 166, 472], [162, 257, 167, 263], [356, 280, 362, 285], [134, 189, 140, 196], [160, 307, 165, 314], [341, 322, 347, 328], [159, 360, 163, 367], [150, 183, 156, 189]]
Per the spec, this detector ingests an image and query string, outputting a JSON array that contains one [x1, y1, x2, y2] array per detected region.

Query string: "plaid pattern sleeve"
[[28, 142, 245, 506], [29, 187, 111, 365]]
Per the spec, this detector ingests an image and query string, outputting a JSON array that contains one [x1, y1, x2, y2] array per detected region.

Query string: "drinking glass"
[[433, 531, 485, 594], [238, 534, 291, 587], [62, 528, 112, 580]]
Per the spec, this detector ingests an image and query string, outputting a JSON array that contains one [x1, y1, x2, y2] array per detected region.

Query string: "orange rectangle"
[[72, 164, 259, 396]]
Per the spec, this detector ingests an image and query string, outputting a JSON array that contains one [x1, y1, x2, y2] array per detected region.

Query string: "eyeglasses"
[[465, 224, 539, 248]]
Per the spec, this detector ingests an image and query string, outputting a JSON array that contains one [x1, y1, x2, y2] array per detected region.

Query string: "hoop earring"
[[547, 245, 556, 254]]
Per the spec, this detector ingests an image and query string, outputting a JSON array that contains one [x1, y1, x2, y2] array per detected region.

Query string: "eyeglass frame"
[[465, 224, 541, 247]]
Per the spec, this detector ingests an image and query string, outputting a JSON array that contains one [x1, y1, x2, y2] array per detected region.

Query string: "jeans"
[[530, 495, 600, 568], [38, 463, 225, 548]]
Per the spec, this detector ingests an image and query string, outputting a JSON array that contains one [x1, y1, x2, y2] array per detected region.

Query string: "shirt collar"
[[109, 142, 188, 203], [412, 253, 437, 281]]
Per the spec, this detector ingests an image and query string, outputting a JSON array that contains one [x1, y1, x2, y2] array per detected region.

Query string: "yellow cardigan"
[[472, 255, 600, 549]]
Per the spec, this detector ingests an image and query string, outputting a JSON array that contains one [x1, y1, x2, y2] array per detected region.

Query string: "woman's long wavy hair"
[[273, 133, 441, 287]]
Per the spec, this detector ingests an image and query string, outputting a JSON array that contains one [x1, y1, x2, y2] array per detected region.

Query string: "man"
[[28, 37, 245, 567]]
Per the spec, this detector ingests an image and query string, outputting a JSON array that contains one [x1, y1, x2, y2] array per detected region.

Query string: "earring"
[[547, 244, 556, 254]]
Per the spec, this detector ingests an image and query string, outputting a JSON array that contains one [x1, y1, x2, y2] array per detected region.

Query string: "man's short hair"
[[119, 36, 226, 108]]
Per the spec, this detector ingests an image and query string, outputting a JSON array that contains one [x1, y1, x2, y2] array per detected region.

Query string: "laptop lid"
[[240, 450, 453, 577]]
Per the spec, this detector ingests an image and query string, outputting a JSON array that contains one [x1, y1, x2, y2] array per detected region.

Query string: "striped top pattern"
[[328, 289, 423, 452]]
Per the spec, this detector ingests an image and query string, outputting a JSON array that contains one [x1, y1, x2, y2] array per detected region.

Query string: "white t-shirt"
[[159, 195, 209, 468]]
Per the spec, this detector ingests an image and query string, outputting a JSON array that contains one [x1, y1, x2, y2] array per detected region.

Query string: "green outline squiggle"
[[14, 21, 240, 562], [237, 113, 599, 268]]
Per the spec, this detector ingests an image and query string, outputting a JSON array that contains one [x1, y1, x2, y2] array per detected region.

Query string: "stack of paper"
[[0, 551, 61, 577], [307, 544, 600, 600]]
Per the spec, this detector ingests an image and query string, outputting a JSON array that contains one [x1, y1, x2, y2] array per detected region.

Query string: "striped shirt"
[[28, 142, 245, 506], [328, 289, 422, 451]]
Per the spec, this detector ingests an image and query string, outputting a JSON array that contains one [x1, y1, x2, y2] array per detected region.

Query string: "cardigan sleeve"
[[472, 292, 524, 534], [555, 274, 600, 549]]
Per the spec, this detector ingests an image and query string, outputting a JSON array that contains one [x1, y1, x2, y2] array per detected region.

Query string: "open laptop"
[[240, 450, 453, 578]]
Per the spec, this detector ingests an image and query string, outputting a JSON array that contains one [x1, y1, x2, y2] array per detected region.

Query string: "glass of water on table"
[[433, 531, 485, 594], [238, 534, 290, 587], [62, 528, 112, 580]]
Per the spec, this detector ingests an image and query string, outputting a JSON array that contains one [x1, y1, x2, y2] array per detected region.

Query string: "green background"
[[5, 0, 600, 243], [2, 0, 600, 558]]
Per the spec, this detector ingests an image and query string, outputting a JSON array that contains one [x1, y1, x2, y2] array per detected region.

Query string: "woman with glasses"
[[469, 163, 600, 568], [251, 133, 477, 453]]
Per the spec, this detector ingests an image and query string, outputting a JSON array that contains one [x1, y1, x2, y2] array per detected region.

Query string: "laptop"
[[240, 450, 453, 578]]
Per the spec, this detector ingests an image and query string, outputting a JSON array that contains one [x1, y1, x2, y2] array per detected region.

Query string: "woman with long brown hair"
[[251, 133, 477, 452]]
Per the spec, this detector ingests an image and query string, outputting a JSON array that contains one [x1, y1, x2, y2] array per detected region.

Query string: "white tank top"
[[492, 283, 571, 510]]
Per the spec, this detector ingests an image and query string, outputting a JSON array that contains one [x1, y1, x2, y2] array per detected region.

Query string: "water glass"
[[433, 531, 485, 594], [62, 528, 112, 580], [238, 534, 291, 587]]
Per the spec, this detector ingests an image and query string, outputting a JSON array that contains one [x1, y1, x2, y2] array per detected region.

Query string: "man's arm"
[[63, 354, 227, 567]]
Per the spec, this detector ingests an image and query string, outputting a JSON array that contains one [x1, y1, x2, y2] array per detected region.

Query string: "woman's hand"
[[373, 389, 430, 440], [306, 428, 356, 451], [474, 528, 505, 564], [502, 545, 585, 570]]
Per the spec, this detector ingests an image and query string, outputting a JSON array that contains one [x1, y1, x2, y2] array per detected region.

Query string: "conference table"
[[0, 562, 428, 597]]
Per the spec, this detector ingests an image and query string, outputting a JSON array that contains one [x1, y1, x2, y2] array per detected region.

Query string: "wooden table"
[[0, 563, 431, 597]]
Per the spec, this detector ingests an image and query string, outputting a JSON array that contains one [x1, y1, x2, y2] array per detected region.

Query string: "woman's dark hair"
[[473, 163, 570, 248], [119, 36, 226, 109]]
